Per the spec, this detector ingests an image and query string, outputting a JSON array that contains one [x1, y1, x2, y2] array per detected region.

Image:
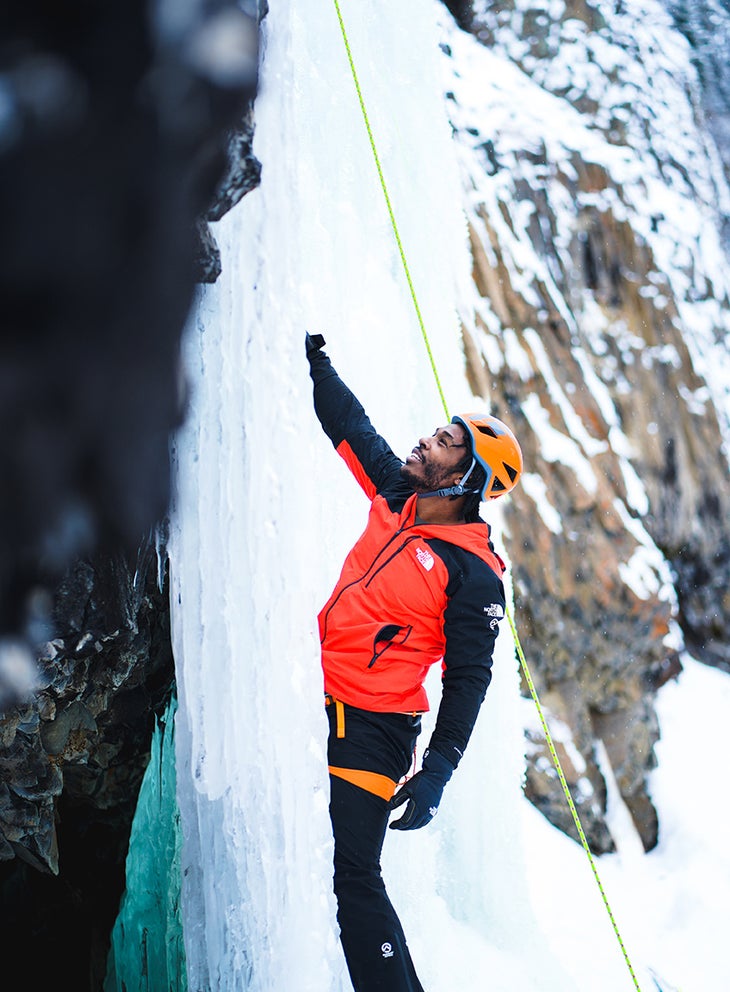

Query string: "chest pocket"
[[368, 624, 413, 668]]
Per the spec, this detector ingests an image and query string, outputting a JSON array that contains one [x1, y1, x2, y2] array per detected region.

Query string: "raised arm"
[[306, 333, 403, 498]]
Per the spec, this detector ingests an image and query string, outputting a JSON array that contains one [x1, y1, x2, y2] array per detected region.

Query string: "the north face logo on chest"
[[414, 545, 435, 571]]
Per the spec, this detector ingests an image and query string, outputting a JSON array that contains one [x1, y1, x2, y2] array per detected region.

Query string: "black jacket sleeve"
[[425, 546, 506, 768], [307, 336, 404, 496]]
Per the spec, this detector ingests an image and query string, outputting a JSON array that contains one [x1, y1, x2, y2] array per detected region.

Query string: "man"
[[306, 333, 522, 991]]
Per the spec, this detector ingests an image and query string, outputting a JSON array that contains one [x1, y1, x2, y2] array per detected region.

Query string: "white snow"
[[167, 2, 730, 990]]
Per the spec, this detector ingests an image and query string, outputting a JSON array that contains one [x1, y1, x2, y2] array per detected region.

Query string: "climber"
[[306, 333, 522, 992]]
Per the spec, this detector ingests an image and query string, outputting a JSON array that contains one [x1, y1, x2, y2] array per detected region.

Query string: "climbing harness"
[[331, 3, 644, 990]]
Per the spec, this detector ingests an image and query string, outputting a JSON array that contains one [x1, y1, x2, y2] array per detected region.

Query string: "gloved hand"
[[388, 747, 454, 831], [305, 332, 326, 356]]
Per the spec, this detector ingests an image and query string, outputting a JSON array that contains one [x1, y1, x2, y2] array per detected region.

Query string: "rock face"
[[0, 542, 174, 985], [446, 0, 730, 851], [0, 0, 262, 986], [0, 0, 260, 650], [666, 0, 730, 244]]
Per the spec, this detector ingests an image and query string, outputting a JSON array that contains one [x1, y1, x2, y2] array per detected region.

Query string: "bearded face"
[[400, 426, 469, 493]]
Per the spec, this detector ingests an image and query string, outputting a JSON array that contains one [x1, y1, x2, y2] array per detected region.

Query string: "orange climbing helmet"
[[451, 413, 523, 500]]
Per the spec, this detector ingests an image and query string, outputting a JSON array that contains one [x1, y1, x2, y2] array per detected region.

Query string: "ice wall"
[[166, 2, 643, 990]]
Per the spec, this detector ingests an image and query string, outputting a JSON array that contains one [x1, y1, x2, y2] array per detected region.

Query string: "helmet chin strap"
[[418, 458, 479, 499]]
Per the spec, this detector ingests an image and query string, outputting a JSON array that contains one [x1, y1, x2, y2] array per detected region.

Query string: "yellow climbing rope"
[[331, 3, 644, 990], [331, 0, 449, 421]]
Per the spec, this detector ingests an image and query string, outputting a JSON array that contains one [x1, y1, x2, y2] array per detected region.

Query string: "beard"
[[400, 460, 450, 493]]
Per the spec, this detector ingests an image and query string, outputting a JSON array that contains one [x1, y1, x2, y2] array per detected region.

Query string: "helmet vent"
[[476, 424, 499, 438], [491, 477, 507, 493], [504, 463, 519, 482]]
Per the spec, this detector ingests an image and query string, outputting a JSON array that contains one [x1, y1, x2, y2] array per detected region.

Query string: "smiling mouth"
[[408, 447, 424, 463]]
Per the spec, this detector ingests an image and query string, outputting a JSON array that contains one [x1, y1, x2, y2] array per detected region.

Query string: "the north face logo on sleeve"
[[484, 604, 505, 629], [484, 603, 504, 630], [415, 546, 435, 571]]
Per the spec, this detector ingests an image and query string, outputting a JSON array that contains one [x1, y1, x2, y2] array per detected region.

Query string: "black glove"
[[388, 747, 454, 831], [305, 332, 326, 357]]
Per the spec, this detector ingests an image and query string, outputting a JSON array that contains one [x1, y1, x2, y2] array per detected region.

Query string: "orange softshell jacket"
[[310, 346, 507, 765]]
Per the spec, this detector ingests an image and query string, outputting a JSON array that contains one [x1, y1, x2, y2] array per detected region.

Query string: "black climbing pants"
[[326, 698, 425, 992]]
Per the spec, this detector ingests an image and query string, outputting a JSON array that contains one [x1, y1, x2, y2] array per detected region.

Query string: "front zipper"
[[320, 524, 419, 644], [364, 535, 419, 589]]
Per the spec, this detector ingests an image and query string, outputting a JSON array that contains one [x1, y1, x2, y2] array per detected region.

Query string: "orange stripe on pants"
[[328, 765, 398, 801]]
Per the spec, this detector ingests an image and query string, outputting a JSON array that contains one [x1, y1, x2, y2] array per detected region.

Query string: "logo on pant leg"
[[381, 942, 394, 959]]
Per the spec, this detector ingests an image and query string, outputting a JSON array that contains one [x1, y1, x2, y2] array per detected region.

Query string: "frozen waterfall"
[[154, 2, 722, 991]]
